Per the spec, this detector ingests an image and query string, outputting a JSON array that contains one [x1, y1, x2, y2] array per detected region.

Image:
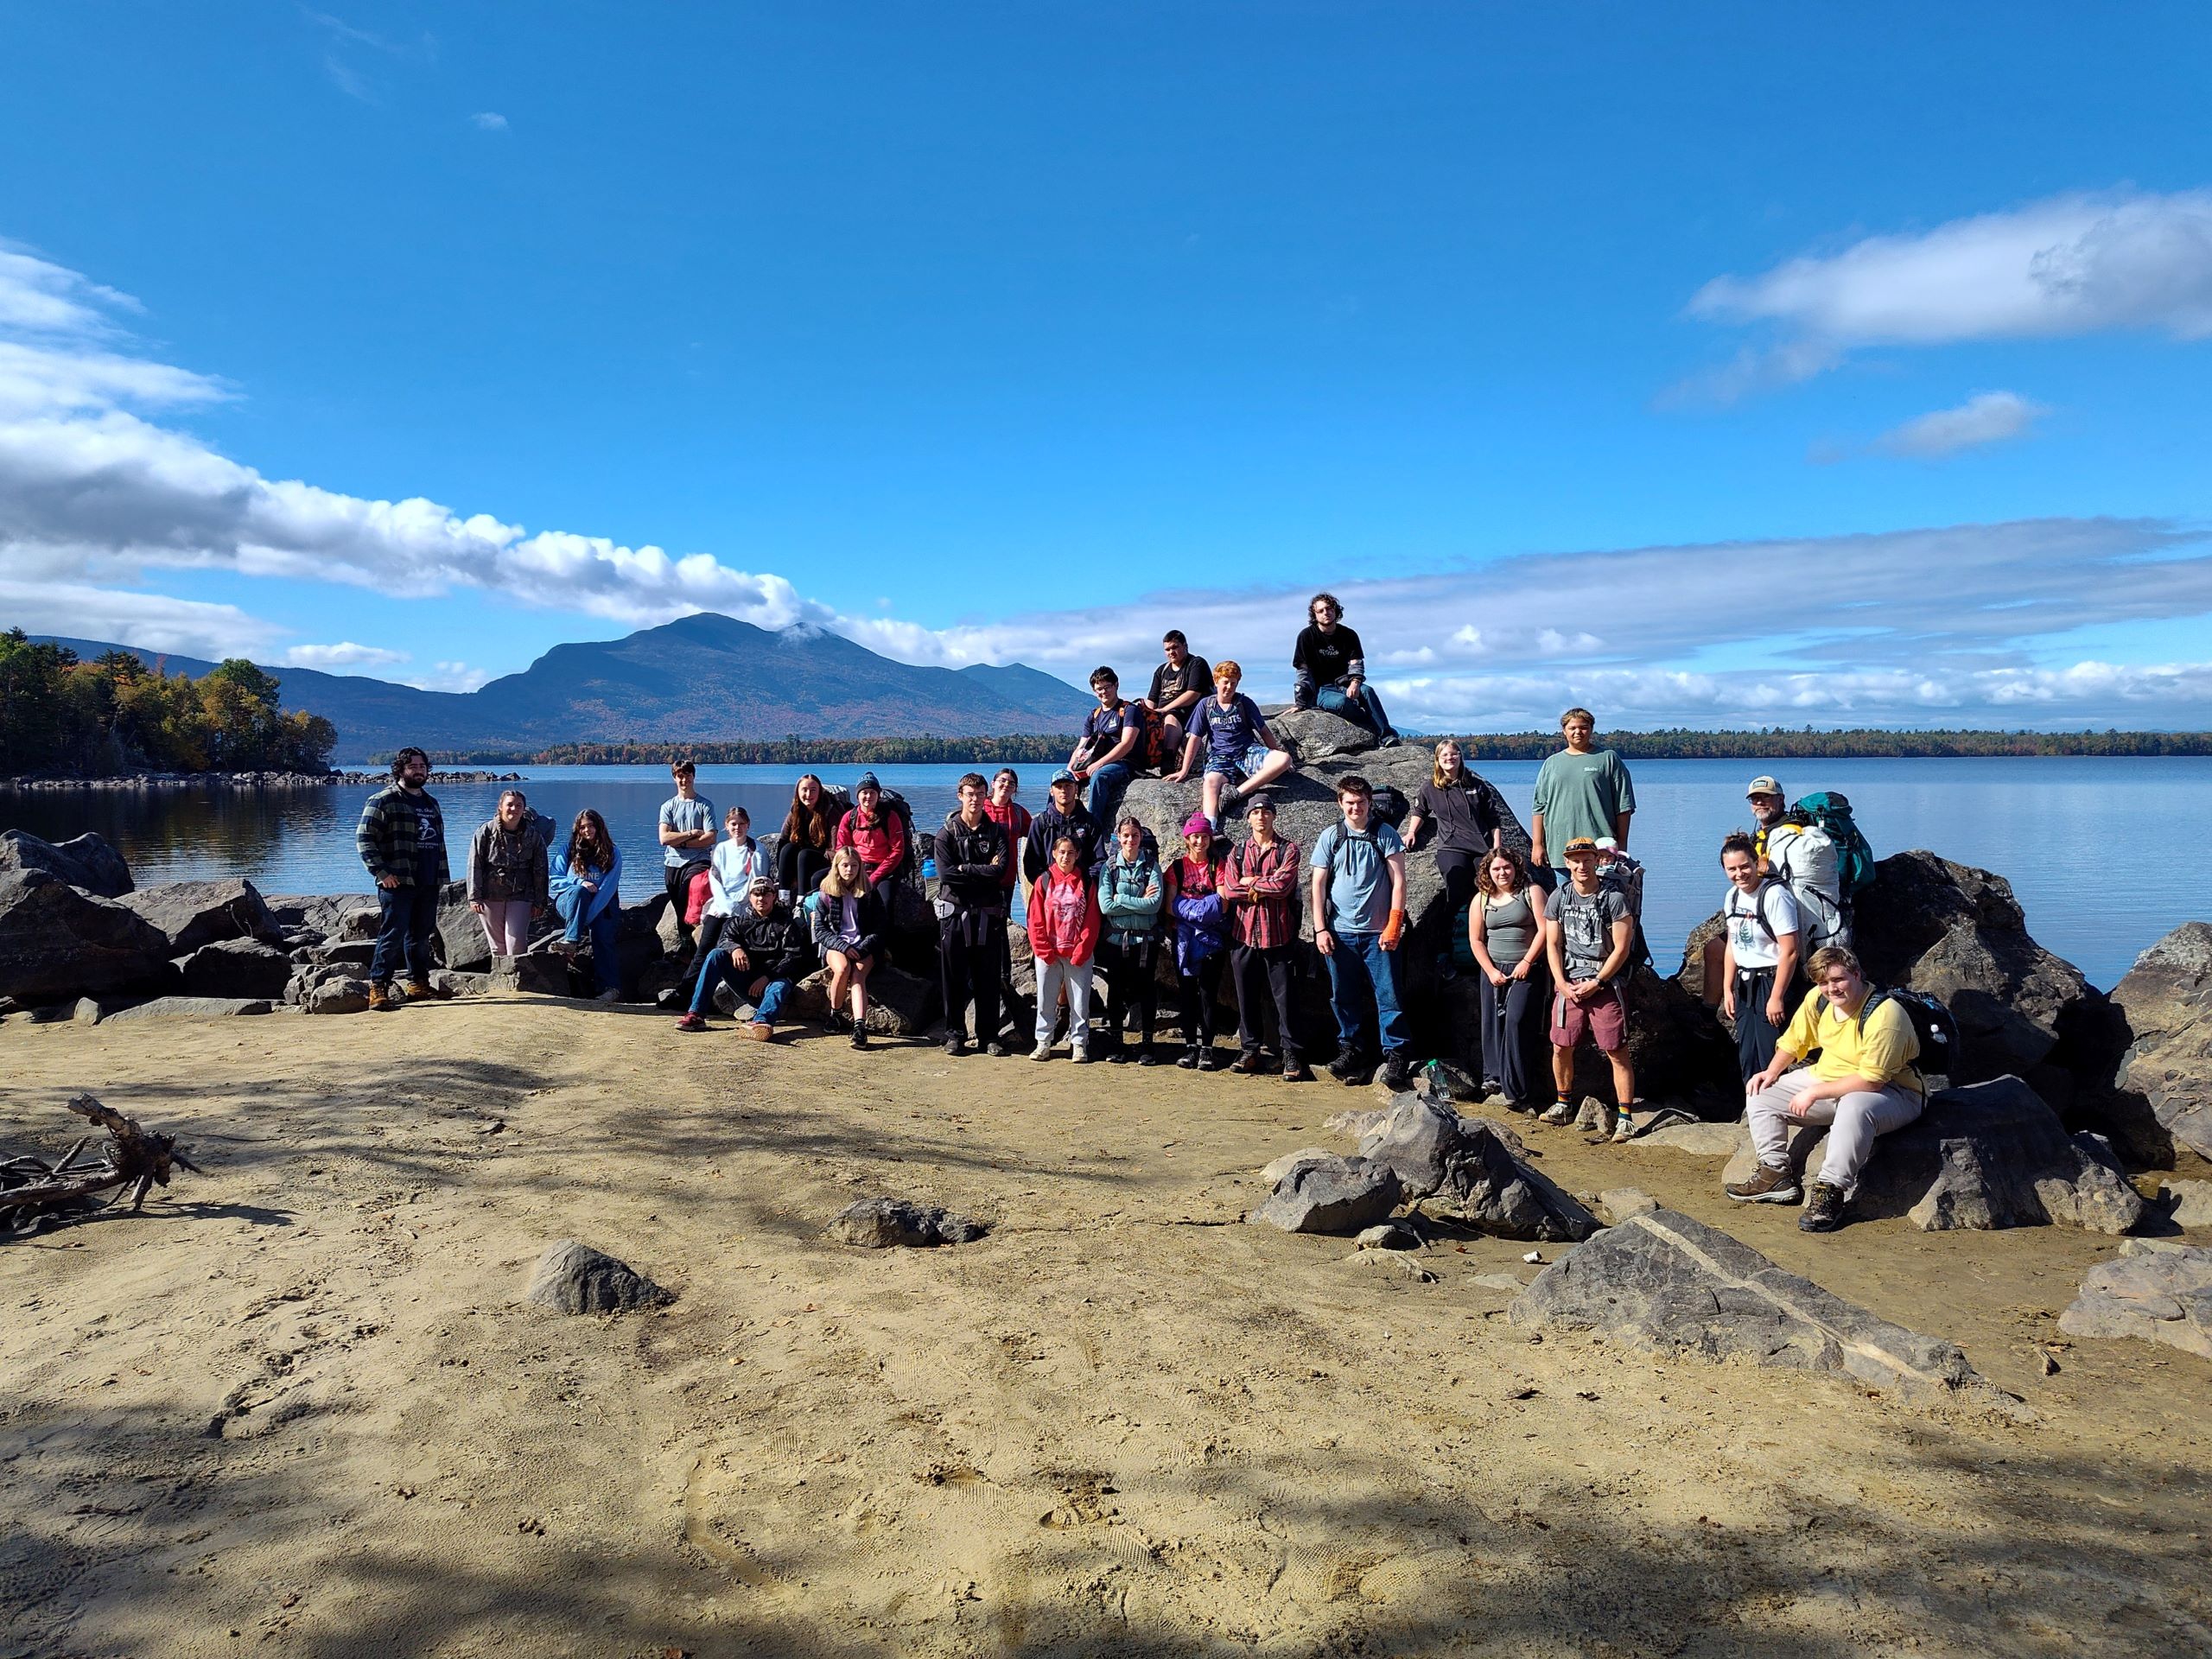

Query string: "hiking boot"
[[366, 981, 394, 1012], [403, 979, 448, 1002], [675, 1012, 708, 1033], [1105, 1046, 1128, 1065], [1379, 1054, 1414, 1092], [944, 1035, 969, 1058], [1281, 1058, 1312, 1083], [1137, 1048, 1160, 1067], [1799, 1182, 1847, 1232], [1325, 1051, 1368, 1084], [1539, 1100, 1577, 1125], [851, 1027, 869, 1050], [744, 1022, 773, 1042], [1726, 1163, 1802, 1205], [1232, 1051, 1268, 1076]]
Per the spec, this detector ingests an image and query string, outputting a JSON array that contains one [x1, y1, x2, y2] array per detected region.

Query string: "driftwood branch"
[[0, 1095, 201, 1238]]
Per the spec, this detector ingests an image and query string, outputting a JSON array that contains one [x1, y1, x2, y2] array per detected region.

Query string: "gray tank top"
[[1479, 888, 1537, 969]]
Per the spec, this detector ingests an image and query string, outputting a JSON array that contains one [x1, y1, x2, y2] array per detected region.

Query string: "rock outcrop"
[[524, 1240, 674, 1314], [1510, 1207, 2026, 1414], [2058, 1239, 2212, 1360], [0, 829, 133, 897], [791, 960, 938, 1036], [118, 878, 283, 957], [176, 938, 296, 1001], [826, 1198, 988, 1248], [1355, 1090, 1597, 1242], [1249, 1154, 1403, 1235], [1720, 1075, 2144, 1235], [0, 871, 174, 1002], [2105, 922, 2212, 1164], [99, 995, 274, 1021]]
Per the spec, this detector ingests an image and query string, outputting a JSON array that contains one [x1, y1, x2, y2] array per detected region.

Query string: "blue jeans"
[[1324, 930, 1408, 1058], [1086, 760, 1135, 836], [554, 888, 622, 994], [689, 947, 791, 1022], [1316, 682, 1397, 741], [370, 882, 440, 984]]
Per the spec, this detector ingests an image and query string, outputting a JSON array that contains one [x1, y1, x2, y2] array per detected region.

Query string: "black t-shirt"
[[1295, 624, 1363, 687], [1148, 655, 1211, 710]]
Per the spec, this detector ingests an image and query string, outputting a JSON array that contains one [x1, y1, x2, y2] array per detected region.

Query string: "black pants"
[[1177, 953, 1226, 1052], [777, 841, 827, 903], [940, 908, 1005, 1044], [1732, 964, 1787, 1082], [1434, 849, 1481, 925], [1232, 942, 1301, 1060], [1478, 963, 1547, 1104], [370, 882, 440, 985], [1097, 935, 1160, 1051]]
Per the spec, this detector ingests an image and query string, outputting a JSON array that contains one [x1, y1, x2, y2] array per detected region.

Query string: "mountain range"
[[34, 613, 1090, 755]]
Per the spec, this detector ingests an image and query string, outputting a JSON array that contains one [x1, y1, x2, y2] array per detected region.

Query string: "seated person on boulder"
[[1145, 630, 1211, 753], [1167, 659, 1293, 832], [1069, 666, 1141, 836], [676, 877, 813, 1039], [1541, 835, 1638, 1141], [835, 772, 911, 894], [1292, 591, 1399, 744], [1719, 830, 1801, 1082], [1727, 944, 1924, 1234]]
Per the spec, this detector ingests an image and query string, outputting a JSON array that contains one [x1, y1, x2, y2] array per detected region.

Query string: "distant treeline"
[[0, 630, 337, 778], [392, 725, 2212, 769]]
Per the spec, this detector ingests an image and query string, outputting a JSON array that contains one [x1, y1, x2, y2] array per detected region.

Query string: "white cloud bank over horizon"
[[4, 239, 2212, 730]]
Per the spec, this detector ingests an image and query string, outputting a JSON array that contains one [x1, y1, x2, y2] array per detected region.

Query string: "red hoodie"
[[835, 805, 909, 887], [1027, 865, 1101, 965]]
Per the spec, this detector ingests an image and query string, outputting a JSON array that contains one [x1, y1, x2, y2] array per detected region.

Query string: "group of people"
[[353, 606, 1917, 1232]]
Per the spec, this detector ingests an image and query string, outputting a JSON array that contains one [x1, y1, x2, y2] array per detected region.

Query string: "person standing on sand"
[[776, 774, 836, 904], [677, 877, 813, 1039], [1719, 830, 1802, 1083], [550, 809, 624, 1001], [657, 759, 717, 954], [1027, 834, 1102, 1063], [467, 787, 549, 959], [1096, 813, 1165, 1065], [1541, 836, 1638, 1140], [1309, 774, 1412, 1090], [1222, 794, 1309, 1081], [1529, 708, 1636, 882], [1468, 847, 1547, 1112], [356, 746, 451, 1011], [984, 767, 1033, 1044], [936, 772, 1010, 1058], [1167, 810, 1233, 1070], [817, 845, 889, 1049]]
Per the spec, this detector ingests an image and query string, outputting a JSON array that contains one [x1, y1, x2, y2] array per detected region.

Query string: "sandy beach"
[[3, 999, 2209, 1657]]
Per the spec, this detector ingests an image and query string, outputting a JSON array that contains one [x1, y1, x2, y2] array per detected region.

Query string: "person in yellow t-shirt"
[[1724, 944, 1924, 1233]]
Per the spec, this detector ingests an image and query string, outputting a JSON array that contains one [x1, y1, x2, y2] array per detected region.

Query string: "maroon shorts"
[[1550, 985, 1626, 1053]]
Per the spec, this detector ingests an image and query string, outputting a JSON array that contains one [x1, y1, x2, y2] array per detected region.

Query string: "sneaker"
[[1031, 1044, 1052, 1062], [1105, 1047, 1128, 1065], [825, 1010, 849, 1034], [1281, 1059, 1313, 1083], [1380, 1054, 1414, 1092], [675, 1012, 708, 1033], [1137, 1050, 1160, 1067], [1197, 1047, 1222, 1071], [1725, 1163, 1803, 1205], [851, 1028, 869, 1050], [984, 1041, 1010, 1058], [1799, 1182, 1847, 1232], [744, 1022, 772, 1042], [1611, 1107, 1637, 1144], [594, 988, 620, 1004], [1325, 1051, 1368, 1084], [944, 1035, 969, 1058], [1176, 1049, 1200, 1069], [366, 982, 393, 1012], [1232, 1052, 1268, 1076], [1539, 1100, 1577, 1125], [1072, 1048, 1092, 1065]]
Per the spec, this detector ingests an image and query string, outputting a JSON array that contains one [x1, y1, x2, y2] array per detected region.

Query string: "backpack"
[[1370, 784, 1409, 825], [1597, 849, 1653, 970], [1791, 791, 1875, 895], [1859, 988, 1961, 1080]]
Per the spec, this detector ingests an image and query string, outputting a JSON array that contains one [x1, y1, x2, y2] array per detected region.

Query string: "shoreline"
[[0, 768, 526, 791]]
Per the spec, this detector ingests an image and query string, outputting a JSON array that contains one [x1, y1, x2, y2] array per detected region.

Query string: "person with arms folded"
[[935, 772, 1011, 1058], [1166, 811, 1233, 1070], [657, 759, 717, 953]]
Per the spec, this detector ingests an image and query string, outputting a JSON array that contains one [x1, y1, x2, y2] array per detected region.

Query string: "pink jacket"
[[1027, 867, 1101, 965]]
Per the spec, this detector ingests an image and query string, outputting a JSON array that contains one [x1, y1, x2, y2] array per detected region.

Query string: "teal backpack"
[[1791, 791, 1877, 895]]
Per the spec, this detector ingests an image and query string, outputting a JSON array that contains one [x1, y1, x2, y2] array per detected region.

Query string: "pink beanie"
[[1182, 810, 1212, 836]]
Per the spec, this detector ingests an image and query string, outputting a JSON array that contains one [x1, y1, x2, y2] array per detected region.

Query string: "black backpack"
[[1859, 988, 1961, 1079]]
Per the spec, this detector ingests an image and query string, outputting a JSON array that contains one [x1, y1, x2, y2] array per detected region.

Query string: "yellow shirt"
[[1778, 989, 1923, 1093]]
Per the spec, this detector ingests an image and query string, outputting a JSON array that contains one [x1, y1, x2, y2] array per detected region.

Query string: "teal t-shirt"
[[1532, 747, 1635, 857], [1309, 819, 1405, 933]]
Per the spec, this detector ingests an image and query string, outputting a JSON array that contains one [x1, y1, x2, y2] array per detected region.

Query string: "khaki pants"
[[1747, 1065, 1923, 1197]]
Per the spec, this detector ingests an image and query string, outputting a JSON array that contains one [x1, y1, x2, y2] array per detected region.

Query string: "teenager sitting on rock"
[[775, 773, 836, 904], [1096, 814, 1165, 1065], [550, 809, 623, 1002], [674, 805, 766, 1006], [816, 845, 889, 1050], [1222, 794, 1309, 1081], [1541, 835, 1637, 1139], [1727, 944, 1924, 1234], [1309, 774, 1413, 1091], [1292, 592, 1399, 744], [1166, 660, 1293, 832], [1145, 630, 1211, 753], [1027, 834, 1101, 1063], [1719, 830, 1802, 1082], [834, 772, 910, 894], [676, 877, 813, 1039], [1069, 666, 1141, 836]]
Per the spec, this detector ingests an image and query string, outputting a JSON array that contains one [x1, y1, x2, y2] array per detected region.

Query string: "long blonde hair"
[[819, 845, 870, 899], [1431, 738, 1466, 789]]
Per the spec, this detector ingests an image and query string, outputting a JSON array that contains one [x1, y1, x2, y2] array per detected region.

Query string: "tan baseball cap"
[[1745, 775, 1783, 798]]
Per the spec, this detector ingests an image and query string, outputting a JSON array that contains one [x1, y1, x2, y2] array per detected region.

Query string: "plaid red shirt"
[[1220, 836, 1302, 949]]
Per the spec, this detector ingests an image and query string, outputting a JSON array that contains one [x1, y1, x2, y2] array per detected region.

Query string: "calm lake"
[[6, 756, 2205, 990]]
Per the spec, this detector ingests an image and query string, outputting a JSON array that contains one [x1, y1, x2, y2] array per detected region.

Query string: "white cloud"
[[471, 111, 509, 132], [0, 577, 285, 659], [1685, 188, 2212, 395], [404, 661, 492, 693], [282, 641, 410, 669], [1867, 391, 2050, 460]]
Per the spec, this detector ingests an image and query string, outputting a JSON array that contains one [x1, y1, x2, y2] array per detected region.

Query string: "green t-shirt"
[[1532, 747, 1636, 860]]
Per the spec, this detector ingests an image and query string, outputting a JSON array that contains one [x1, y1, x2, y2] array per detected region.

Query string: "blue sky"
[[2, 2, 2209, 727]]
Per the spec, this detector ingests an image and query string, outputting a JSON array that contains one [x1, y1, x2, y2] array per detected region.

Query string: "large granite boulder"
[[99, 995, 273, 1022], [264, 894, 359, 938], [0, 870, 174, 1002], [1720, 1075, 2144, 1235], [1261, 704, 1381, 763], [175, 938, 296, 1000], [118, 878, 283, 956], [1510, 1208, 2026, 1415], [1356, 1090, 1597, 1241], [790, 959, 938, 1036], [2105, 922, 2212, 1164], [1249, 1154, 1403, 1235], [433, 880, 492, 973], [2058, 1239, 2212, 1360], [0, 829, 133, 897]]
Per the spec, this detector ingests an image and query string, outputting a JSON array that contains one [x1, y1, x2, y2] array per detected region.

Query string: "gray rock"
[[175, 938, 296, 1000], [1510, 1208, 2027, 1415], [1249, 1154, 1402, 1235], [1261, 1146, 1341, 1185], [340, 906, 380, 942], [71, 996, 100, 1024], [118, 878, 282, 956], [263, 893, 358, 937], [2107, 921, 2212, 1164], [1598, 1187, 1659, 1224], [2159, 1179, 2212, 1230], [99, 995, 273, 1021], [826, 1197, 988, 1248], [1262, 705, 1380, 763], [302, 974, 372, 1014], [314, 939, 378, 968], [1355, 1220, 1422, 1250], [2057, 1243, 2212, 1360], [1357, 1091, 1596, 1242], [1720, 1075, 2145, 1236], [0, 829, 132, 897], [791, 959, 938, 1036], [0, 870, 174, 1002], [431, 969, 491, 998], [524, 1239, 675, 1314], [488, 950, 584, 998], [1636, 1119, 1749, 1157], [434, 880, 493, 973]]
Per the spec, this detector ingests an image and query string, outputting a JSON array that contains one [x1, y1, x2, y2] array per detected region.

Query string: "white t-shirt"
[[1725, 881, 1800, 971]]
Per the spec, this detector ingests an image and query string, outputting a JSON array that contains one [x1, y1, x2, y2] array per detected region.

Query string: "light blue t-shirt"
[[658, 793, 719, 868], [1309, 818, 1405, 933]]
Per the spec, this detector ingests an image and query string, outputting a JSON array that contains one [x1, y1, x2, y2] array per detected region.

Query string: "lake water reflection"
[[6, 756, 2205, 990]]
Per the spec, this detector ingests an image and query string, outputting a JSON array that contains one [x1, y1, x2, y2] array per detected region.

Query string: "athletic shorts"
[[1205, 744, 1272, 785], [1550, 984, 1626, 1053]]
